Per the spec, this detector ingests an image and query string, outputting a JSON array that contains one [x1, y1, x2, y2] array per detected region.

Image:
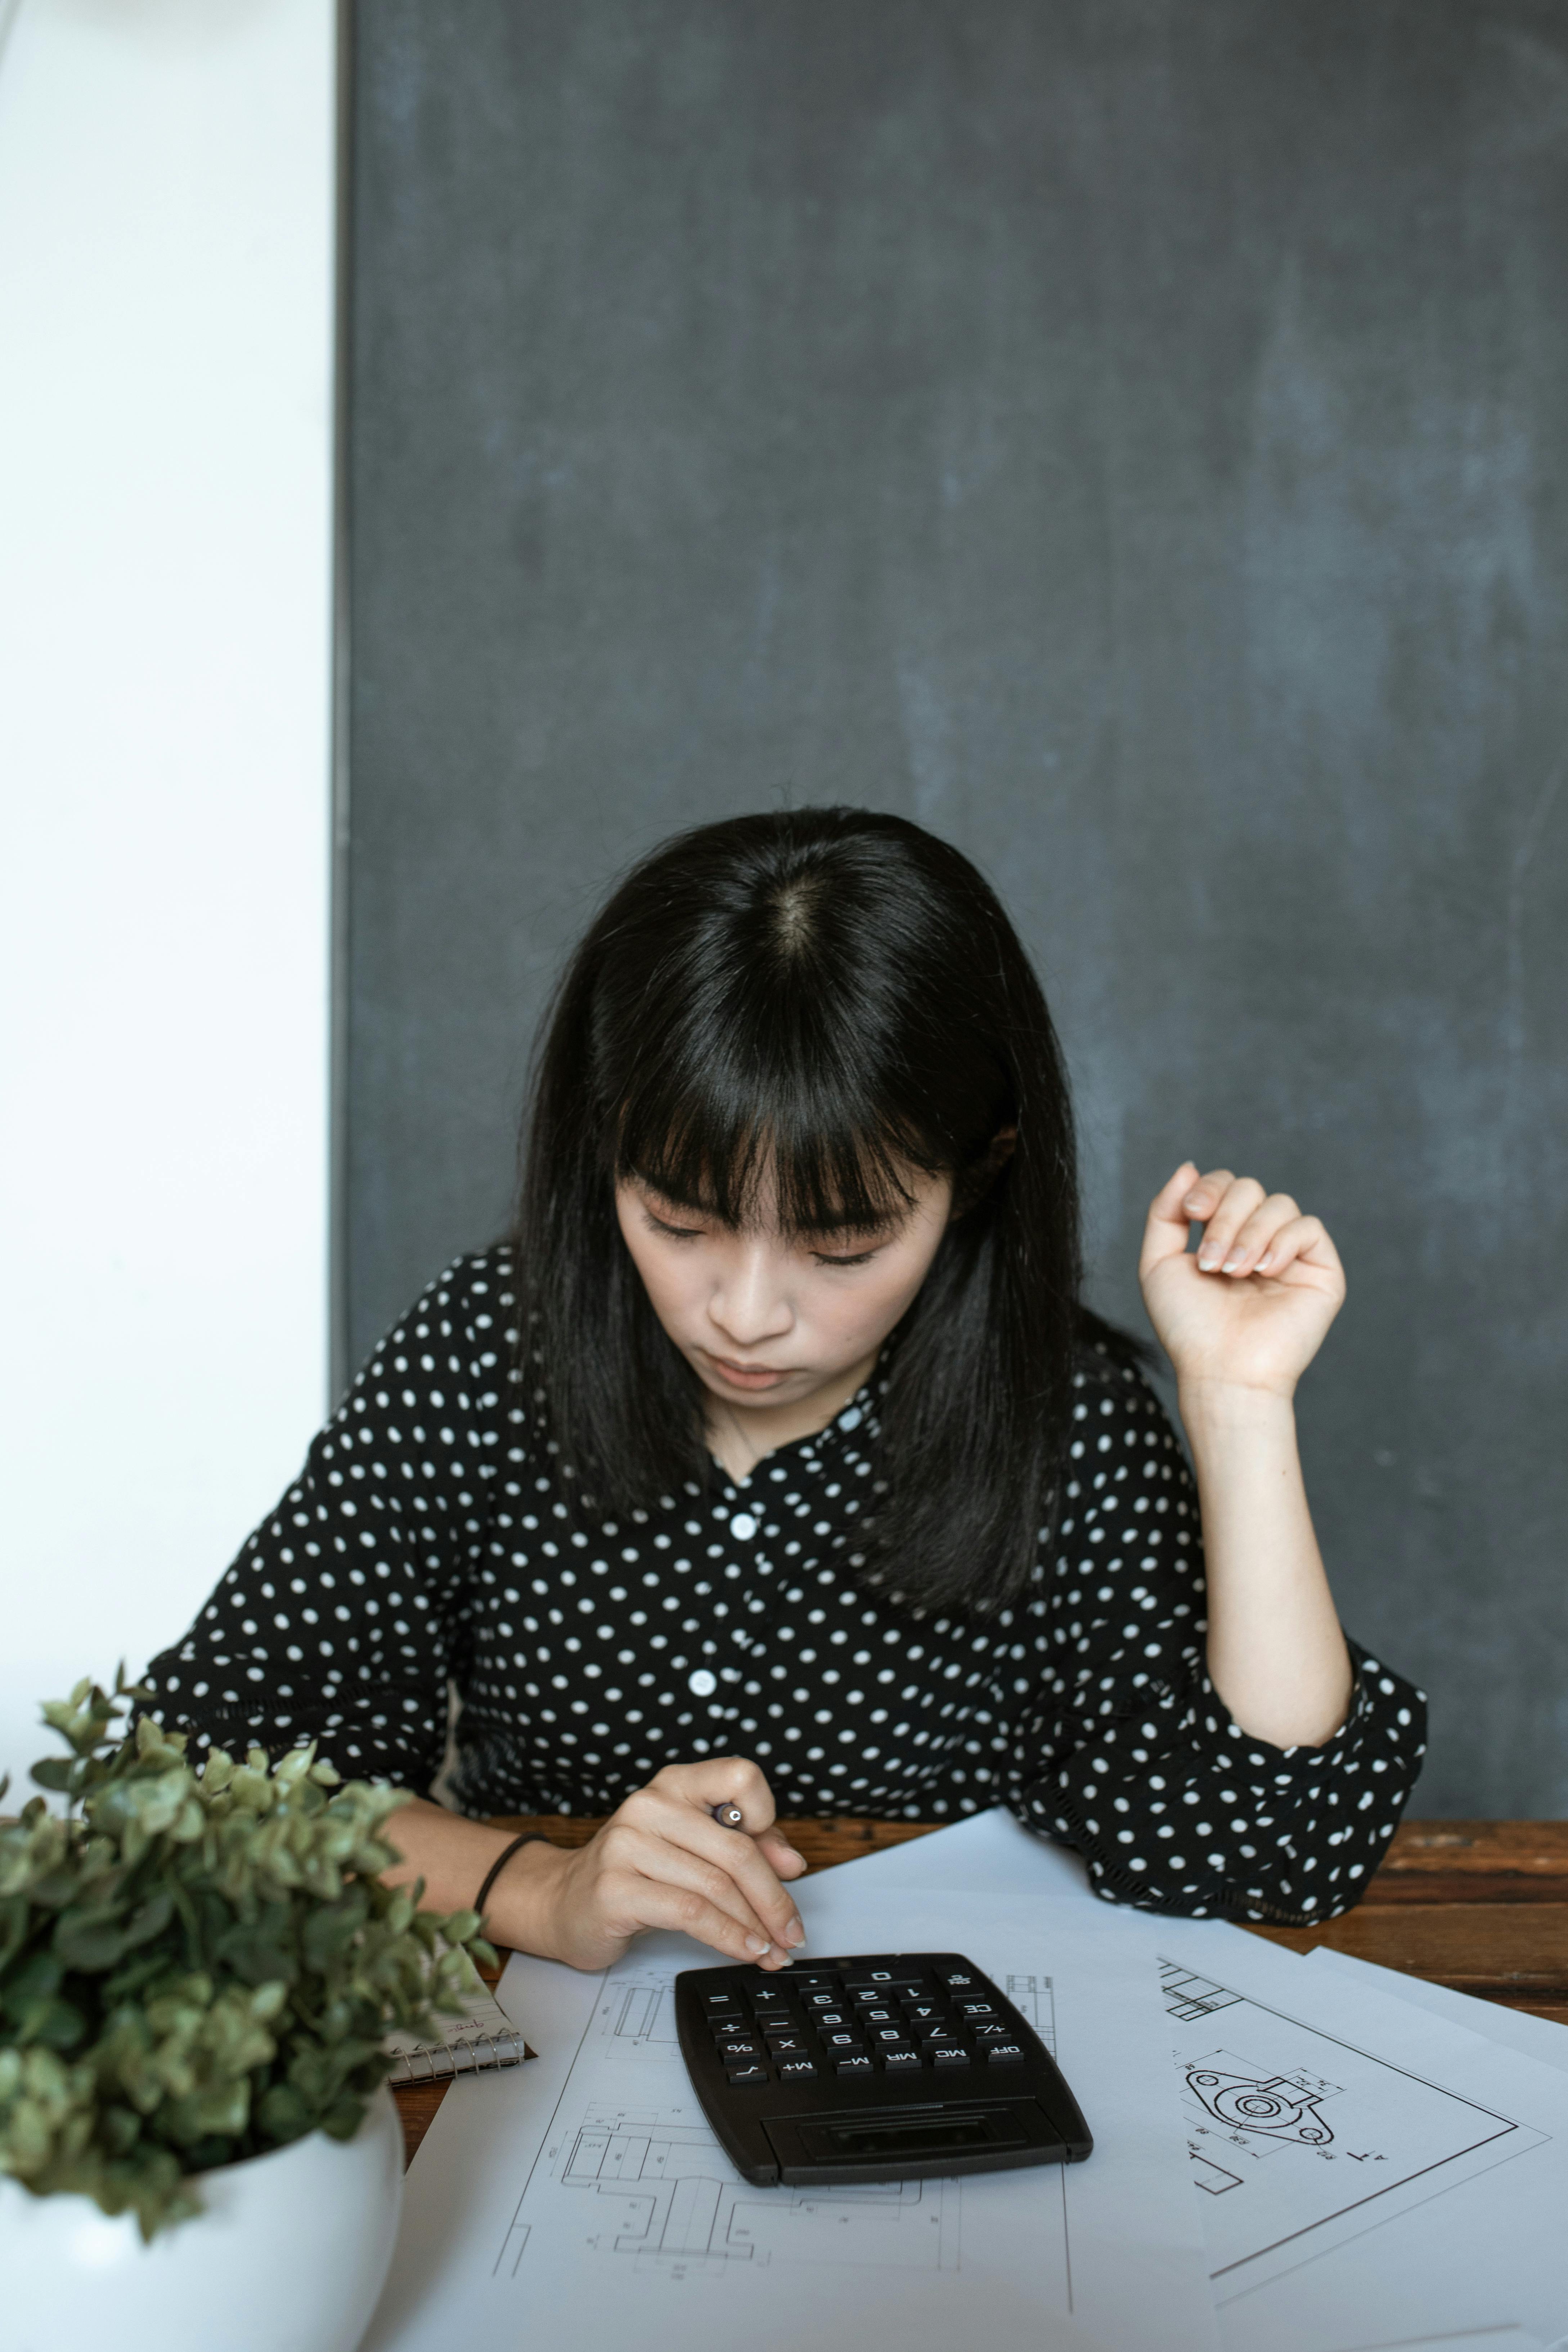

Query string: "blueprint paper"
[[1303, 1945, 1568, 2077], [859, 1812, 1568, 2335], [1146, 1921, 1568, 2352], [1147, 1918, 1543, 2294], [834, 1805, 1100, 1906], [361, 1883, 1216, 2352]]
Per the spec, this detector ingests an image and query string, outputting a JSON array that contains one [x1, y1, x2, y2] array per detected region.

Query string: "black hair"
[[513, 806, 1129, 1613]]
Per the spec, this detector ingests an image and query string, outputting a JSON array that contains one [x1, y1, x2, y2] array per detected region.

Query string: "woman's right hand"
[[492, 1759, 809, 1973]]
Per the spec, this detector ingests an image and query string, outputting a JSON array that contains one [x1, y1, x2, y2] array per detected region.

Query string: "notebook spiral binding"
[[386, 2028, 530, 2086]]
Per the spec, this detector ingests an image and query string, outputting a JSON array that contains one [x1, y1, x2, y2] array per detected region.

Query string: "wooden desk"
[[394, 1815, 1568, 2164]]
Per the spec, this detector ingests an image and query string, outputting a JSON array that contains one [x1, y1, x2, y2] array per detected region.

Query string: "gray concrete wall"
[[347, 0, 1568, 1813]]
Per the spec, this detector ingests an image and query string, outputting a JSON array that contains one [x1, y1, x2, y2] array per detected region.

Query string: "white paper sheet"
[[832, 1806, 1100, 1906], [1148, 1919, 1568, 2352], [361, 1880, 1217, 2352], [839, 1815, 1568, 2343], [1304, 1944, 1568, 2077]]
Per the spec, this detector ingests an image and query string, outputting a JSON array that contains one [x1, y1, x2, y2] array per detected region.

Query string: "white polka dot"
[[730, 1514, 756, 1542], [687, 1668, 718, 1697]]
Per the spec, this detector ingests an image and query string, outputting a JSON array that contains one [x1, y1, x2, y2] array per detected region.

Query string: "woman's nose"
[[709, 1251, 794, 1346]]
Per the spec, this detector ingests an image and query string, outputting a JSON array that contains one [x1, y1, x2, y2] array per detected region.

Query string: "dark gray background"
[[347, 0, 1568, 1814]]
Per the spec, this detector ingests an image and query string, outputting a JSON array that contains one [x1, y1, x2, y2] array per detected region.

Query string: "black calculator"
[[674, 1951, 1092, 2186]]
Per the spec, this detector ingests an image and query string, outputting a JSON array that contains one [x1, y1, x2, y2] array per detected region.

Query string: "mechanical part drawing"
[[1157, 1957, 1544, 2293]]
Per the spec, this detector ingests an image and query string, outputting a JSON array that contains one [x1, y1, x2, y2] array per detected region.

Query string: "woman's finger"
[[595, 1866, 798, 1969], [1139, 1161, 1203, 1276], [616, 1790, 807, 1949], [1254, 1213, 1338, 1280], [594, 1822, 789, 1953], [1212, 1193, 1300, 1277], [646, 1755, 781, 1837], [756, 1825, 808, 1880], [1180, 1167, 1235, 1220], [1193, 1176, 1267, 1270]]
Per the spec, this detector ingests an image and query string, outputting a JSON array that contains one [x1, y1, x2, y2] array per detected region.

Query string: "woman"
[[148, 808, 1425, 1976]]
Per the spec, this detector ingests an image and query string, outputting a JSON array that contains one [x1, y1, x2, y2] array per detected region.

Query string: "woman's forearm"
[[379, 1795, 566, 1947], [1179, 1378, 1353, 1748]]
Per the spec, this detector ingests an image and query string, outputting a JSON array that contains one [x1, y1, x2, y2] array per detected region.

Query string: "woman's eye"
[[646, 1213, 705, 1243], [812, 1247, 879, 1269]]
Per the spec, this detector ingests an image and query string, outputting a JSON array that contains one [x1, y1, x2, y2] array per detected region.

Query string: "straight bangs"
[[516, 806, 1111, 1614], [616, 1041, 943, 1243], [603, 829, 1012, 1237]]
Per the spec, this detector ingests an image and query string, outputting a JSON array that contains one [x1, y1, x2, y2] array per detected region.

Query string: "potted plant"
[[0, 1673, 493, 2352]]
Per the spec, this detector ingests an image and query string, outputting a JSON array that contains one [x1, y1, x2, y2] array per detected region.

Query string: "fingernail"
[[1222, 1253, 1245, 1273], [1257, 1251, 1275, 1271], [786, 1918, 806, 1946], [1198, 1250, 1220, 1271], [746, 1935, 771, 1956], [1182, 1195, 1201, 1213]]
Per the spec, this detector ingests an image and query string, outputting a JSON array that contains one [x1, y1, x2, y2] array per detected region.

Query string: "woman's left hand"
[[1139, 1162, 1345, 1399]]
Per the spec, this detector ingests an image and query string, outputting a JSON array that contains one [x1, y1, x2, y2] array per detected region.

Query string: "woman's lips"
[[704, 1353, 791, 1391]]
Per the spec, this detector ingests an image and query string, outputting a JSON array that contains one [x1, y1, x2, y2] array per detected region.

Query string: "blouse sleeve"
[[143, 1253, 515, 1791], [1001, 1350, 1428, 1925]]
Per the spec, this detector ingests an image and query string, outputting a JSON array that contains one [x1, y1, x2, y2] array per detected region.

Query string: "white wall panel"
[[0, 0, 335, 1787]]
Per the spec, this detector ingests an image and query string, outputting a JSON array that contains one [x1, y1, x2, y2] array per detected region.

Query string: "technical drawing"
[[1002, 1974, 1057, 2055], [1160, 1961, 1245, 2023], [497, 2099, 962, 2279], [604, 1977, 680, 2060], [1184, 2055, 1338, 2146], [1157, 1952, 1542, 2295]]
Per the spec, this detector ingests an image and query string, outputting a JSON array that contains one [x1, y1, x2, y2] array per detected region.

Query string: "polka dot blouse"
[[146, 1249, 1427, 1925]]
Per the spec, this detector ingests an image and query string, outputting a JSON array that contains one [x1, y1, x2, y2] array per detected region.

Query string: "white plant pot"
[[0, 2085, 404, 2352]]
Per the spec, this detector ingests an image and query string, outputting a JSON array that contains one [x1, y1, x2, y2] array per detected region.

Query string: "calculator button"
[[843, 1970, 926, 1993], [871, 2028, 909, 2046], [856, 2004, 898, 2025], [972, 2022, 1014, 2041], [814, 2010, 853, 2030], [716, 2036, 762, 2058], [919, 2027, 964, 2047], [881, 2048, 924, 2070], [902, 2001, 945, 2024], [936, 1969, 980, 1990], [835, 2055, 875, 2077], [957, 2001, 998, 2019], [985, 2043, 1027, 2065], [725, 2064, 770, 2086], [788, 1971, 842, 1990], [822, 2032, 865, 2052], [931, 2046, 972, 2069], [765, 2033, 808, 2055], [777, 2058, 817, 2080], [702, 1990, 741, 2012], [803, 1992, 839, 2011]]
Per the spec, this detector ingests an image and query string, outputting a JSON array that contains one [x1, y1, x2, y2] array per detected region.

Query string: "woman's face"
[[614, 1166, 953, 1420]]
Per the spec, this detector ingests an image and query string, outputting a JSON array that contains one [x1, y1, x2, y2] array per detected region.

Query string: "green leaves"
[[1, 1678, 493, 2240]]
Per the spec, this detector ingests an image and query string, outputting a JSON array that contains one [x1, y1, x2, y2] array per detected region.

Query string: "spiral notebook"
[[383, 1988, 533, 2086]]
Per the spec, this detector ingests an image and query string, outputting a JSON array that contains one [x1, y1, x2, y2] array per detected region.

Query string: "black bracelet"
[[473, 1832, 548, 1922]]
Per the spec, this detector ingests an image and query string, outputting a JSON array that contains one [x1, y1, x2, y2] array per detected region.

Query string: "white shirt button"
[[688, 1668, 718, 1697], [729, 1513, 756, 1541]]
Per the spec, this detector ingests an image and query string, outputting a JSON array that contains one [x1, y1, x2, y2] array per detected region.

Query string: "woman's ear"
[[949, 1126, 1018, 1220]]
